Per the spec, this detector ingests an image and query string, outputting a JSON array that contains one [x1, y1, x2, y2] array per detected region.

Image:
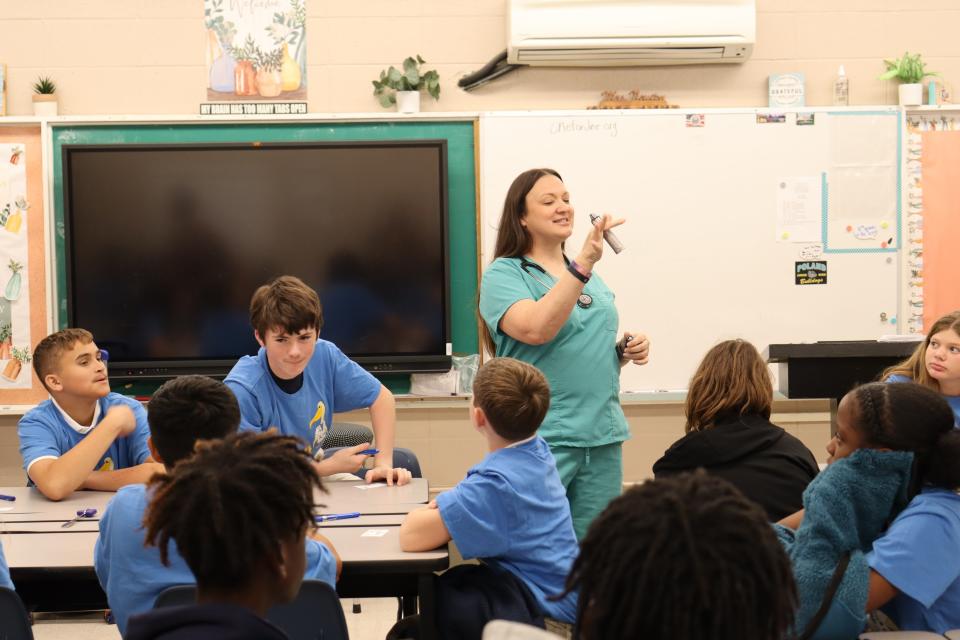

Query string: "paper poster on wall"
[[776, 177, 821, 242], [204, 0, 307, 104], [825, 165, 898, 251], [795, 261, 827, 285], [0, 144, 32, 387]]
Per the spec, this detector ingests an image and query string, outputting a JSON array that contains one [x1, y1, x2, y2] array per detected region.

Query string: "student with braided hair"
[[95, 376, 339, 635], [125, 430, 326, 639], [777, 381, 960, 636], [563, 472, 797, 640]]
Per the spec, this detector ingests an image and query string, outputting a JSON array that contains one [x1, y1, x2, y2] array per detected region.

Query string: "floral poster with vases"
[[0, 144, 31, 387], [204, 0, 307, 103]]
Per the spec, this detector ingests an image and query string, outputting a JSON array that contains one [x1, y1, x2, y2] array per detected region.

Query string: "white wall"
[[1, 1, 959, 115]]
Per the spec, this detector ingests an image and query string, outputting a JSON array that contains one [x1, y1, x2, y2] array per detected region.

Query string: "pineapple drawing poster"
[[205, 0, 307, 102], [0, 143, 31, 387]]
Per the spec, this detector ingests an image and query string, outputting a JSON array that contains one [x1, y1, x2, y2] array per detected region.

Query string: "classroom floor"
[[30, 597, 399, 640]]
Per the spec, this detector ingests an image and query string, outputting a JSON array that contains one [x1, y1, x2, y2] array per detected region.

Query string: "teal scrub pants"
[[551, 442, 623, 540]]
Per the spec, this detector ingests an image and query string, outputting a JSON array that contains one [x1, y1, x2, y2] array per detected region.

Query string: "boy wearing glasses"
[[18, 328, 161, 501]]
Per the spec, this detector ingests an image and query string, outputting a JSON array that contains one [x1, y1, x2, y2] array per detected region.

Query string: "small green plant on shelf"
[[372, 55, 440, 107], [879, 52, 938, 84], [32, 76, 56, 95]]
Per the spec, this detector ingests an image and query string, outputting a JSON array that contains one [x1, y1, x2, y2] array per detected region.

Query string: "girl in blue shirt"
[[883, 310, 960, 426]]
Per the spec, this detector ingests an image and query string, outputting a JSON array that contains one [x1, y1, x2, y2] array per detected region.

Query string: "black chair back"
[[0, 587, 34, 640], [154, 580, 348, 640]]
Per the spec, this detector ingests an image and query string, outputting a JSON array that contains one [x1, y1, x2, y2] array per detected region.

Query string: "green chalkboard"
[[51, 121, 478, 392]]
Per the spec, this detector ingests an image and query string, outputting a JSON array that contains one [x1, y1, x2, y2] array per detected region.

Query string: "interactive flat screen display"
[[63, 140, 450, 377]]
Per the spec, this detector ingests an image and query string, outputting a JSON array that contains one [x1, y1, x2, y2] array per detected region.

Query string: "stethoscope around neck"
[[519, 257, 593, 309]]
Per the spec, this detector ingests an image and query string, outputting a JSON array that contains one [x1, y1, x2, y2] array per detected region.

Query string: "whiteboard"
[[479, 108, 902, 392]]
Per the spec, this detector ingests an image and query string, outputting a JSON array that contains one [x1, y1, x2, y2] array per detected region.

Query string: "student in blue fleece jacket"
[[777, 381, 960, 637], [125, 431, 329, 640], [95, 376, 339, 635]]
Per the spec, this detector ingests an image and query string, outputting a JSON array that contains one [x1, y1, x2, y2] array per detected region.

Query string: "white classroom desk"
[[0, 487, 113, 523], [0, 477, 429, 528], [3, 477, 446, 638], [3, 526, 446, 571]]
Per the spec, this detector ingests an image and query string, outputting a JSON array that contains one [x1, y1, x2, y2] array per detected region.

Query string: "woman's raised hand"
[[576, 213, 625, 268]]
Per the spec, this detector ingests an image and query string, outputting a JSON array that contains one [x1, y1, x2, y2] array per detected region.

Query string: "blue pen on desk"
[[315, 512, 361, 523], [0, 494, 15, 502]]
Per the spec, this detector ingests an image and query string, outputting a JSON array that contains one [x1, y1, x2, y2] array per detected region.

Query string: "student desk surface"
[[2, 479, 446, 630], [0, 477, 429, 524]]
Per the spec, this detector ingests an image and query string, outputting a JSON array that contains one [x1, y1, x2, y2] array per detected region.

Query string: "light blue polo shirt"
[[18, 393, 151, 479], [479, 256, 628, 447], [436, 435, 579, 622], [95, 484, 338, 635], [867, 488, 960, 634], [886, 375, 960, 427], [0, 540, 13, 591], [224, 339, 381, 456]]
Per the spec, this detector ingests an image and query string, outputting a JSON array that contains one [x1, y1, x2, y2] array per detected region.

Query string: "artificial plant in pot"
[[32, 76, 58, 117], [880, 52, 938, 106], [372, 55, 440, 113]]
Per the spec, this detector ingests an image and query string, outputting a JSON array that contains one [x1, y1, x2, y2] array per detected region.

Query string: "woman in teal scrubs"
[[479, 168, 650, 539]]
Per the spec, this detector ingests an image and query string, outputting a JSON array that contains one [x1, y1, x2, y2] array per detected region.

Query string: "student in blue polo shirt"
[[125, 431, 324, 640], [224, 275, 410, 484], [95, 375, 340, 635], [397, 358, 579, 637], [0, 540, 13, 591], [18, 328, 161, 501]]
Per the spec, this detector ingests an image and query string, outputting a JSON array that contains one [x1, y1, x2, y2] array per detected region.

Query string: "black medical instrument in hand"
[[519, 258, 593, 309]]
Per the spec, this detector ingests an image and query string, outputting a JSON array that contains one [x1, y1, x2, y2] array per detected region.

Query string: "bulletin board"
[[0, 126, 49, 405], [479, 109, 903, 392], [904, 126, 960, 331]]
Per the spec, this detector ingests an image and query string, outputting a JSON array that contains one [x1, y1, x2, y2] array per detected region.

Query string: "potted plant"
[[880, 52, 938, 106], [372, 55, 440, 113], [1, 346, 30, 382], [32, 76, 58, 116]]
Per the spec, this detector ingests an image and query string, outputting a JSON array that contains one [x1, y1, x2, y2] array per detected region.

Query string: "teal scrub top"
[[479, 256, 629, 447]]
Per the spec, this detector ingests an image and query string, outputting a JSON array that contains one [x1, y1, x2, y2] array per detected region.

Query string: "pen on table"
[[315, 512, 361, 523], [0, 494, 15, 502]]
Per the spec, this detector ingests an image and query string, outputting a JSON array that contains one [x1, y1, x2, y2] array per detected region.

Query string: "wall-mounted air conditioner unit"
[[508, 0, 756, 66]]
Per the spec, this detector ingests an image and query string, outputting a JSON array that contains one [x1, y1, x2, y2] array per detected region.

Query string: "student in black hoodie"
[[652, 339, 818, 521], [125, 431, 324, 640]]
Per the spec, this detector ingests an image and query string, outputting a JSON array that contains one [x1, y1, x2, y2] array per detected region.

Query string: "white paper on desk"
[[361, 529, 389, 538], [776, 177, 821, 242], [0, 507, 12, 512], [354, 483, 387, 490]]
